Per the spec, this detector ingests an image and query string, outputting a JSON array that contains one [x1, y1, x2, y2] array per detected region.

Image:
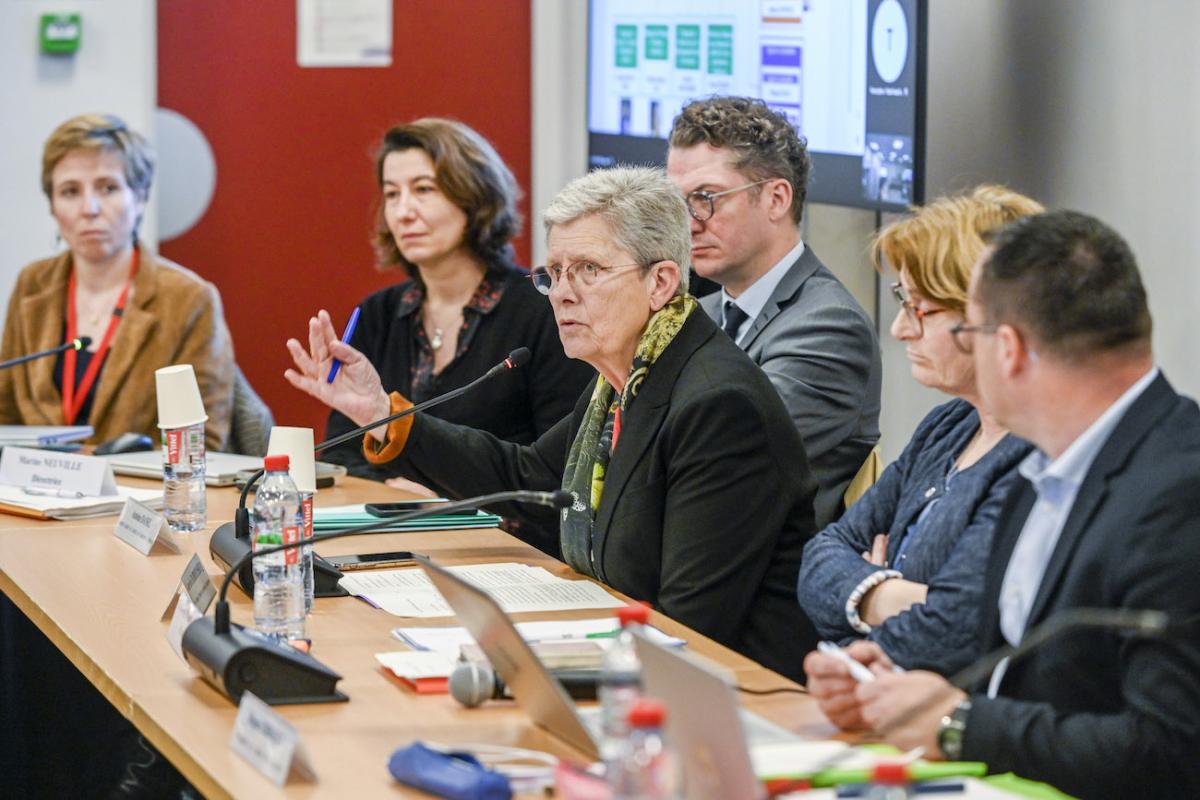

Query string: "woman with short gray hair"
[[287, 166, 820, 681]]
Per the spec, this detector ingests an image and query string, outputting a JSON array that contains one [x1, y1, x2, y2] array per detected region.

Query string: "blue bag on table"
[[388, 741, 512, 800]]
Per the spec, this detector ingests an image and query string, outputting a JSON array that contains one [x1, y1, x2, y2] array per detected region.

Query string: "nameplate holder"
[[230, 692, 317, 785], [0, 446, 117, 497], [162, 553, 217, 621], [115, 496, 182, 556], [166, 587, 204, 663]]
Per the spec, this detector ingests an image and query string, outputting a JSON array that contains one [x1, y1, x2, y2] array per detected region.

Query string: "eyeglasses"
[[685, 178, 773, 222], [891, 282, 952, 338], [949, 322, 1001, 354], [530, 261, 647, 295]]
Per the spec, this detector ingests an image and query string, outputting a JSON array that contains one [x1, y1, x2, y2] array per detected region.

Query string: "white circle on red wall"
[[154, 108, 216, 241]]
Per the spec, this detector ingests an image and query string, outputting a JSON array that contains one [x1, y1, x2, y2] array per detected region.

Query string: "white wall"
[[530, 0, 590, 268], [0, 0, 157, 321]]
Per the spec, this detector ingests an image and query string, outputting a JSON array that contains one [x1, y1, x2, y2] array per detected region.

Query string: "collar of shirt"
[[395, 272, 506, 320], [719, 237, 805, 342], [1017, 366, 1160, 499]]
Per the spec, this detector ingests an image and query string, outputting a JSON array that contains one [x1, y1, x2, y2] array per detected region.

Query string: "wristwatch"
[[937, 698, 972, 761]]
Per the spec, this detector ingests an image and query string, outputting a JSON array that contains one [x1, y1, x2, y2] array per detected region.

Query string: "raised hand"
[[285, 309, 390, 432]]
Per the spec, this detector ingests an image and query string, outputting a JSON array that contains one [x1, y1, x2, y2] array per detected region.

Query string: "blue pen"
[[326, 306, 361, 383]]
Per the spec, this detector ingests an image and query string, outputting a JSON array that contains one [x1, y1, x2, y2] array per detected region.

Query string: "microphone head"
[[449, 660, 496, 708], [75, 336, 93, 350], [506, 347, 531, 369], [550, 490, 574, 510]]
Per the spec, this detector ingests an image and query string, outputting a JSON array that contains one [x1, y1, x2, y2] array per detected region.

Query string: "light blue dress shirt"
[[987, 366, 1158, 696], [719, 238, 804, 344]]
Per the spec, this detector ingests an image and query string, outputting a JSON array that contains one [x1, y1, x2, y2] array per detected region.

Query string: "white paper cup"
[[267, 426, 316, 493], [155, 364, 208, 429]]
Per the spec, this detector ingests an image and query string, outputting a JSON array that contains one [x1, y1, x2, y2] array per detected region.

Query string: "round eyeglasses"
[[891, 282, 951, 338], [530, 261, 646, 295], [685, 178, 773, 222]]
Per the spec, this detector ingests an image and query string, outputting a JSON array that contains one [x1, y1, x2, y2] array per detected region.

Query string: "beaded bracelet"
[[845, 569, 903, 634]]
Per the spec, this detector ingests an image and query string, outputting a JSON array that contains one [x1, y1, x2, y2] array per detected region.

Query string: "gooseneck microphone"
[[210, 347, 534, 598], [315, 346, 532, 454], [0, 336, 92, 370], [449, 659, 600, 708], [184, 489, 572, 705]]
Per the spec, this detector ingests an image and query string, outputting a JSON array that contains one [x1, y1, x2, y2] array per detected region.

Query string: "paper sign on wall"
[[230, 692, 317, 785]]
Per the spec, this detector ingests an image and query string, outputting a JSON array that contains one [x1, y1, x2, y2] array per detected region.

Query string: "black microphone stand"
[[0, 336, 91, 370], [185, 489, 570, 706], [211, 348, 532, 598]]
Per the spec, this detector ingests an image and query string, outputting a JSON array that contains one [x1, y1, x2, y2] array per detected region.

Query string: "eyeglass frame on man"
[[948, 322, 1001, 354], [685, 178, 774, 222], [890, 282, 953, 338], [530, 261, 650, 295]]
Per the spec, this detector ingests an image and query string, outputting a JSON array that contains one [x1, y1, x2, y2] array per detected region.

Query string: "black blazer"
[[393, 309, 820, 681], [963, 373, 1200, 799]]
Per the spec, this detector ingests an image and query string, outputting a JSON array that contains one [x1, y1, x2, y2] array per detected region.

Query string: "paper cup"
[[267, 426, 316, 493], [155, 364, 208, 429]]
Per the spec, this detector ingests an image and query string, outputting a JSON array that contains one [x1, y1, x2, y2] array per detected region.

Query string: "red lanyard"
[[62, 249, 138, 425]]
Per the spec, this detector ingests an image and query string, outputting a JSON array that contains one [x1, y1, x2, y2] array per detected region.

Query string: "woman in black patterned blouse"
[[314, 119, 593, 488]]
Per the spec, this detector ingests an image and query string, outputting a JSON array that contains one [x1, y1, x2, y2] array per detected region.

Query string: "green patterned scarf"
[[559, 294, 696, 576]]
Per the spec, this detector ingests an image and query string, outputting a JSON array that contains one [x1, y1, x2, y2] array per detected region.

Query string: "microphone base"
[[181, 616, 348, 705], [210, 521, 349, 598]]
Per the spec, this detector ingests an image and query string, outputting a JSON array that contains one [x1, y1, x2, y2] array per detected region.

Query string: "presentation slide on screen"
[[588, 0, 920, 209]]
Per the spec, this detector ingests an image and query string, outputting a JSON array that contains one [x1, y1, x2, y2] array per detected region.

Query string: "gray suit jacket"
[[701, 245, 882, 527]]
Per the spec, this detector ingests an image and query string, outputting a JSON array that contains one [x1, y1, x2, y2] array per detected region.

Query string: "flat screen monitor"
[[587, 0, 927, 211]]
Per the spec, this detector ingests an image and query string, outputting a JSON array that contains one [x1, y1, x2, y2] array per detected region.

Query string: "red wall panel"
[[157, 0, 532, 440]]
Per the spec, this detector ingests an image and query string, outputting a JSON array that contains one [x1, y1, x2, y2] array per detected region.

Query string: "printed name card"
[[162, 553, 217, 620], [164, 555, 219, 662], [115, 496, 182, 555], [230, 692, 317, 786], [166, 587, 204, 662], [0, 446, 118, 497]]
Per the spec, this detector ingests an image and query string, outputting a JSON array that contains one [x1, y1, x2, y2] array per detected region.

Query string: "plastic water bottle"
[[252, 454, 304, 640], [161, 421, 206, 532], [612, 699, 680, 799], [299, 490, 315, 612], [600, 604, 651, 778]]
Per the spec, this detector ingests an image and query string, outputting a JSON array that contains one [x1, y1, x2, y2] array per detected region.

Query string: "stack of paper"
[[374, 651, 460, 693], [0, 484, 162, 520], [313, 503, 502, 532], [338, 562, 624, 618]]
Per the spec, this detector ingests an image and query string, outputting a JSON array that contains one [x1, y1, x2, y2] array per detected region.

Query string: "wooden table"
[[0, 475, 835, 798]]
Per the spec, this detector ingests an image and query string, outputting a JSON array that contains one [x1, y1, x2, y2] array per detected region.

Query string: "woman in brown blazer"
[[0, 113, 234, 450]]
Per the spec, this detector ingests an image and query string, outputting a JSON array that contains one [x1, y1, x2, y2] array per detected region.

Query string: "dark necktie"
[[722, 301, 749, 341]]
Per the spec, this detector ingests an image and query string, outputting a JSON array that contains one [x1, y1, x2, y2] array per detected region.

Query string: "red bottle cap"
[[870, 762, 911, 785], [627, 698, 666, 728], [616, 603, 651, 627], [263, 454, 290, 471]]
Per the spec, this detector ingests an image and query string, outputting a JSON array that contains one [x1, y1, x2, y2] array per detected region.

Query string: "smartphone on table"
[[365, 499, 478, 516]]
